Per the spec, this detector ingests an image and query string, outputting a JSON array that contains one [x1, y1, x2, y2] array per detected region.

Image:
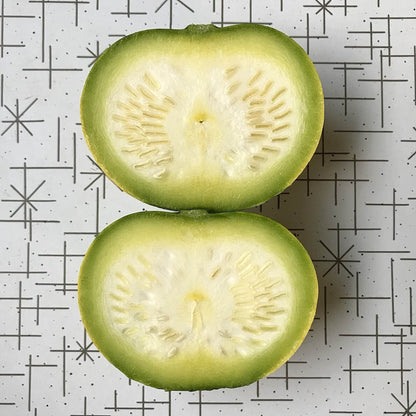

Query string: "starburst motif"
[[406, 127, 416, 161], [1, 98, 44, 143], [76, 330, 99, 361], [81, 156, 107, 198], [77, 41, 101, 67], [155, 0, 194, 13], [385, 381, 416, 416], [314, 224, 360, 277], [305, 0, 333, 33], [304, 0, 357, 33], [155, 0, 194, 28], [315, 0, 334, 15], [319, 240, 357, 276], [2, 178, 55, 221]]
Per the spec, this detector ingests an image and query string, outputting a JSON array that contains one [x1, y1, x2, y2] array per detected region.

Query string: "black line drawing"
[[70, 397, 110, 416], [313, 224, 359, 277], [23, 46, 83, 89], [155, 0, 194, 29], [291, 14, 328, 54], [1, 98, 44, 142], [0, 163, 58, 240], [304, 0, 357, 33], [188, 390, 244, 415], [1, 1, 415, 414], [0, 282, 42, 350], [111, 0, 147, 17], [77, 41, 101, 67], [211, 0, 272, 26], [358, 51, 408, 128], [267, 360, 331, 389], [0, 0, 35, 58], [383, 381, 416, 415], [339, 272, 392, 318], [81, 156, 107, 199], [50, 330, 99, 397], [37, 241, 83, 295], [26, 354, 58, 411]]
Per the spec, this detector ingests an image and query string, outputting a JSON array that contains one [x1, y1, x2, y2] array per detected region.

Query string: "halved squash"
[[78, 211, 318, 390], [80, 24, 324, 211]]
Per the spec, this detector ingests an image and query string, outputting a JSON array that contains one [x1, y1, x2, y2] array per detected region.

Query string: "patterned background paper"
[[1, 1, 416, 415]]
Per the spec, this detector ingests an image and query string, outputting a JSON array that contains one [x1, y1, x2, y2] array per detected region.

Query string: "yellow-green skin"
[[78, 211, 318, 391], [80, 24, 324, 211]]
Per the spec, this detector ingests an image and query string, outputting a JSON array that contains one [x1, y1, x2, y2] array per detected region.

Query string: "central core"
[[105, 243, 292, 360], [110, 59, 293, 181]]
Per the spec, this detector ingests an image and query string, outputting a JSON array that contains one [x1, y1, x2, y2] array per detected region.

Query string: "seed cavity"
[[167, 347, 178, 358], [113, 65, 293, 182], [274, 110, 292, 120], [261, 81, 274, 96], [210, 267, 221, 279], [228, 82, 241, 95], [225, 65, 239, 78], [144, 72, 160, 90], [163, 96, 176, 107], [223, 68, 292, 174], [106, 237, 289, 360], [111, 71, 175, 179], [268, 102, 284, 114], [249, 70, 262, 86], [242, 88, 259, 101], [272, 88, 287, 102]]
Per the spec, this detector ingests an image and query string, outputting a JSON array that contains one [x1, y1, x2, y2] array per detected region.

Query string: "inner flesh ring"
[[109, 62, 293, 180], [105, 244, 291, 359]]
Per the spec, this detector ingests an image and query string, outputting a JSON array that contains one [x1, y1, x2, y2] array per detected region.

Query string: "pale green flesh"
[[78, 211, 318, 390], [109, 58, 295, 181], [81, 24, 324, 211]]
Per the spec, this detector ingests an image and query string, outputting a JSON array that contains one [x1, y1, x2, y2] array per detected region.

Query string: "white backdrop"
[[1, 1, 415, 415]]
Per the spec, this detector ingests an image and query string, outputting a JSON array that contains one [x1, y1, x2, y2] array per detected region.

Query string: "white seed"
[[249, 132, 266, 138], [260, 81, 274, 96], [268, 102, 284, 114], [125, 83, 140, 98], [242, 325, 260, 334], [225, 65, 239, 78], [152, 168, 167, 179], [149, 103, 169, 113], [274, 110, 292, 120], [142, 111, 165, 120], [262, 146, 279, 153], [249, 70, 263, 86], [155, 156, 173, 166], [272, 124, 290, 132], [228, 82, 241, 95], [254, 123, 272, 129], [167, 347, 178, 358], [127, 265, 138, 277], [111, 304, 127, 314], [271, 88, 286, 102], [242, 88, 259, 101], [139, 86, 157, 101], [123, 327, 139, 336], [163, 96, 176, 107], [144, 72, 160, 90]]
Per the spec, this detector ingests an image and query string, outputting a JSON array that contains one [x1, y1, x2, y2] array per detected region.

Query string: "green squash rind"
[[78, 211, 318, 390], [80, 24, 324, 211]]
